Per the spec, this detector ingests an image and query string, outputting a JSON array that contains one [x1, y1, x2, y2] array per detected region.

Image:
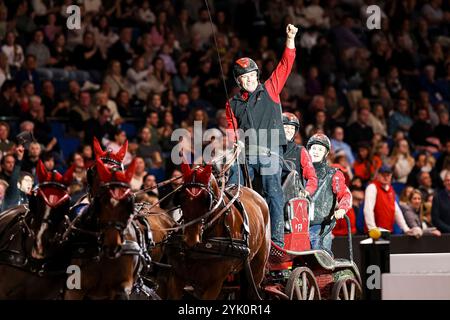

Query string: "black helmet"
[[306, 133, 331, 152], [233, 57, 259, 84], [282, 112, 300, 128]]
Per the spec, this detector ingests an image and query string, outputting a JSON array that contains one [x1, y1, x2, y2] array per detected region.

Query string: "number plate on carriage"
[[284, 197, 311, 252]]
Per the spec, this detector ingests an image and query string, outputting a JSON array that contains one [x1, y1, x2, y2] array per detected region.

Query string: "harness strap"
[[224, 187, 250, 244]]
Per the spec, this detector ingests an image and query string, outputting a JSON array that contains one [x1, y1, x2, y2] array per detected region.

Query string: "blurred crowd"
[[0, 0, 449, 235]]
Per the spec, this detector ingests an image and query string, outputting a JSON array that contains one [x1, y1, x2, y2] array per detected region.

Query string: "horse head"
[[178, 162, 219, 247], [87, 137, 128, 197], [94, 157, 136, 259], [30, 160, 74, 259]]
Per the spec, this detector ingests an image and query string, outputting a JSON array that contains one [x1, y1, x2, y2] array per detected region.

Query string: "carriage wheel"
[[285, 267, 321, 300], [331, 277, 362, 300]]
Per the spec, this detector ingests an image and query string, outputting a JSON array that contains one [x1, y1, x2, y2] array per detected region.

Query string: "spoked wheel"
[[331, 277, 362, 300], [285, 267, 321, 300]]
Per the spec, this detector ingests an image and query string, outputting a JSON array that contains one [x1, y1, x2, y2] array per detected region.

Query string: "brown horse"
[[0, 161, 74, 299], [164, 163, 270, 299], [64, 138, 174, 299], [63, 155, 143, 300]]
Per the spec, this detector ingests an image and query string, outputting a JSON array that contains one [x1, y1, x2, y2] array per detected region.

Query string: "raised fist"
[[286, 24, 298, 38]]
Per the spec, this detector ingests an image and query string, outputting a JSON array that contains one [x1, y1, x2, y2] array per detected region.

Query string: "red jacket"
[[364, 180, 396, 232], [225, 47, 296, 142]]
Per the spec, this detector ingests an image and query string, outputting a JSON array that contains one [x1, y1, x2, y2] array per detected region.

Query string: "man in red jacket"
[[364, 165, 421, 237], [226, 24, 298, 248]]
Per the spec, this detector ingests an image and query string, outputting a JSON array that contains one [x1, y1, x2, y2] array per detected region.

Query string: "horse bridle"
[[20, 182, 71, 243], [178, 181, 226, 241], [94, 181, 135, 244]]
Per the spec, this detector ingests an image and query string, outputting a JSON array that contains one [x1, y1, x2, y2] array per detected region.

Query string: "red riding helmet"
[[282, 112, 300, 129], [306, 133, 331, 152], [233, 57, 259, 84]]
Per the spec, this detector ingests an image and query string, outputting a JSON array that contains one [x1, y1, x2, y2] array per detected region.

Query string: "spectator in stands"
[[390, 139, 415, 183], [136, 127, 161, 169], [95, 89, 122, 125], [41, 151, 55, 171], [1, 31, 24, 72], [346, 107, 374, 150], [26, 29, 52, 79], [144, 111, 160, 146], [172, 61, 193, 95], [126, 56, 151, 101], [305, 110, 330, 138], [15, 54, 41, 95], [418, 171, 435, 199], [407, 152, 428, 187], [0, 80, 19, 117], [331, 126, 355, 165], [104, 60, 130, 99], [25, 95, 58, 152], [363, 165, 420, 237], [433, 110, 450, 146], [409, 108, 435, 151], [149, 11, 169, 50], [371, 104, 388, 138], [83, 105, 116, 144], [116, 90, 133, 118], [401, 189, 441, 236], [353, 143, 380, 184], [50, 33, 90, 84], [41, 80, 67, 117], [373, 140, 391, 168], [141, 173, 158, 197], [399, 185, 415, 207], [130, 157, 146, 191], [69, 91, 95, 137], [108, 27, 135, 72], [80, 144, 95, 169], [147, 57, 170, 95], [388, 98, 413, 136], [172, 92, 191, 127], [158, 111, 177, 153], [72, 31, 105, 83], [21, 141, 41, 175], [215, 109, 228, 136], [92, 15, 119, 60], [191, 7, 217, 48], [1, 145, 30, 209], [432, 171, 450, 233], [0, 121, 14, 157]]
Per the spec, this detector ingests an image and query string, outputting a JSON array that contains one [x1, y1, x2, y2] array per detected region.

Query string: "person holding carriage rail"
[[281, 112, 318, 199], [226, 24, 298, 248], [306, 133, 352, 256]]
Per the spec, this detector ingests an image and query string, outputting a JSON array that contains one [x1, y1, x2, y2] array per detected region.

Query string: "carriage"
[[262, 195, 362, 300]]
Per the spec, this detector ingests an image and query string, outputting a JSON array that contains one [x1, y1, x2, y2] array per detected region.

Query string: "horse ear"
[[180, 161, 192, 181], [61, 164, 76, 186], [92, 137, 105, 158], [202, 164, 212, 182], [124, 158, 136, 183], [95, 158, 112, 182], [116, 140, 128, 162], [36, 160, 49, 183]]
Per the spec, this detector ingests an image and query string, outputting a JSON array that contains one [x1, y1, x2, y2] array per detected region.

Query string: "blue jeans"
[[228, 151, 285, 247], [309, 224, 333, 257]]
